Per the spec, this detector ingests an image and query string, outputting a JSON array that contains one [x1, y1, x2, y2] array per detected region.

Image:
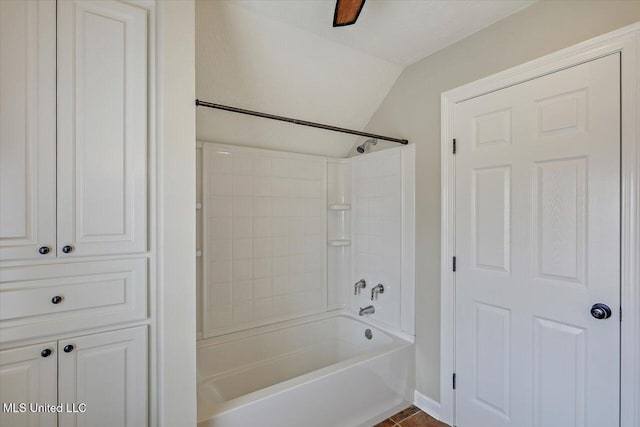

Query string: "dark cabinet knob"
[[62, 245, 73, 254], [38, 246, 51, 255], [51, 296, 63, 304], [41, 348, 52, 358], [591, 303, 612, 320], [63, 345, 74, 353]]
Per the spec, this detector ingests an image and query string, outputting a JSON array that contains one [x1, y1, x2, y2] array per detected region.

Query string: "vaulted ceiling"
[[233, 0, 536, 66], [196, 0, 535, 158]]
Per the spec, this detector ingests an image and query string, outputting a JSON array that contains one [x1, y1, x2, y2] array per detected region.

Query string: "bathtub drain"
[[364, 329, 373, 340]]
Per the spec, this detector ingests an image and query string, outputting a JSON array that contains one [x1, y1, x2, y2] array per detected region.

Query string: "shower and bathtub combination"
[[195, 141, 415, 427]]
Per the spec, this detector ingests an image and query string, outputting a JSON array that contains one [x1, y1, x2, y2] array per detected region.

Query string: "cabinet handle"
[[41, 348, 53, 358], [38, 246, 51, 255], [51, 296, 63, 304], [63, 345, 74, 353], [62, 245, 73, 254]]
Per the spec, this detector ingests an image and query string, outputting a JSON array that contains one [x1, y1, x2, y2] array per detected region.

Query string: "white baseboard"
[[414, 390, 441, 421]]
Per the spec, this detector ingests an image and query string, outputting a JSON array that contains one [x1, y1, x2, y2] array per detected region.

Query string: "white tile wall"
[[202, 145, 327, 337], [352, 149, 403, 329]]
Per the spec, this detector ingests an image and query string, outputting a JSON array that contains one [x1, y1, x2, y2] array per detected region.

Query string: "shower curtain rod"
[[195, 99, 409, 145]]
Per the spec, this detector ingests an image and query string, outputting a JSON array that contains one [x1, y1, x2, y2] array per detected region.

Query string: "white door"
[[57, 0, 148, 258], [454, 54, 620, 427], [0, 0, 56, 261], [0, 342, 58, 427], [58, 326, 147, 427]]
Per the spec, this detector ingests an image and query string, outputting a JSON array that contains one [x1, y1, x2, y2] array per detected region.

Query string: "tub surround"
[[350, 146, 415, 335], [200, 144, 328, 338], [197, 142, 415, 338], [196, 142, 415, 426]]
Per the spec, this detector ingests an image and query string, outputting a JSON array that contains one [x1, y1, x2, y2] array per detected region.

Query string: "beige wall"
[[363, 0, 640, 402]]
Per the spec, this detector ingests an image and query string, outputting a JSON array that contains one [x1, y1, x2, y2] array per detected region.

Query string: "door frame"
[[440, 23, 640, 427]]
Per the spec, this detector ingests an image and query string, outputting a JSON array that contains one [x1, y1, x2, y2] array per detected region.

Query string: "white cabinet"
[[0, 327, 147, 427], [0, 0, 57, 261], [0, 341, 58, 427], [58, 327, 148, 427], [57, 0, 148, 257], [1, 1, 150, 425], [0, 0, 148, 261]]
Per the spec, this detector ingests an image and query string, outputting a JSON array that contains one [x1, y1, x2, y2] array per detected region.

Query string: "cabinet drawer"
[[1, 274, 129, 320], [0, 259, 147, 342]]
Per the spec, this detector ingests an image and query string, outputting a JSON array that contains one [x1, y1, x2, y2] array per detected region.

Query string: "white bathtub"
[[196, 313, 415, 427]]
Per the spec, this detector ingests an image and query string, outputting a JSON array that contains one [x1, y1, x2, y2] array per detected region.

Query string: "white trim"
[[440, 62, 458, 427], [441, 22, 640, 427], [621, 29, 640, 427], [155, 2, 197, 426], [197, 140, 334, 161], [144, 2, 158, 425], [414, 390, 441, 421]]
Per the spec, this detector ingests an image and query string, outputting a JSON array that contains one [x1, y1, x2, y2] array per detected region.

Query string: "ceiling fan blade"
[[333, 0, 366, 27]]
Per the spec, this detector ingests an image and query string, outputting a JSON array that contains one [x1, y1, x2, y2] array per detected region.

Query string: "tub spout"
[[359, 305, 375, 316]]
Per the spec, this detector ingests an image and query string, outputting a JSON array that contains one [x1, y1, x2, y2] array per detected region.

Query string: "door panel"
[[533, 158, 586, 283], [455, 54, 620, 427], [58, 326, 147, 427], [532, 317, 586, 427], [472, 166, 511, 272], [0, 0, 56, 261], [0, 342, 57, 427], [473, 302, 510, 417], [57, 0, 147, 257]]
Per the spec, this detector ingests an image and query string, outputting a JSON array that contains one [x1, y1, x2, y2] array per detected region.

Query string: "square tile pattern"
[[353, 150, 403, 328], [374, 406, 449, 427], [204, 149, 327, 334]]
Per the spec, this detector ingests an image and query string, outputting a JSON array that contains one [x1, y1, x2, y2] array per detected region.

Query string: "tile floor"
[[374, 405, 449, 427]]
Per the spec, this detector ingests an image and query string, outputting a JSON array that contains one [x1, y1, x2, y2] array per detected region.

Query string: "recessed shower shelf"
[[328, 239, 351, 247], [328, 204, 351, 211]]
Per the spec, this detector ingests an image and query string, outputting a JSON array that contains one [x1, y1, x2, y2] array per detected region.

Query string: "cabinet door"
[[58, 326, 147, 427], [0, 0, 56, 261], [57, 0, 148, 258], [0, 342, 58, 427]]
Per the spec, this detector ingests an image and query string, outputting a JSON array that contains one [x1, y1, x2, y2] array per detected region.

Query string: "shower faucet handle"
[[371, 284, 384, 301], [354, 279, 366, 295]]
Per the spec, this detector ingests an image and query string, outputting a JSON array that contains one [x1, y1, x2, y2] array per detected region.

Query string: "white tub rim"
[[197, 309, 414, 350], [196, 310, 414, 422]]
